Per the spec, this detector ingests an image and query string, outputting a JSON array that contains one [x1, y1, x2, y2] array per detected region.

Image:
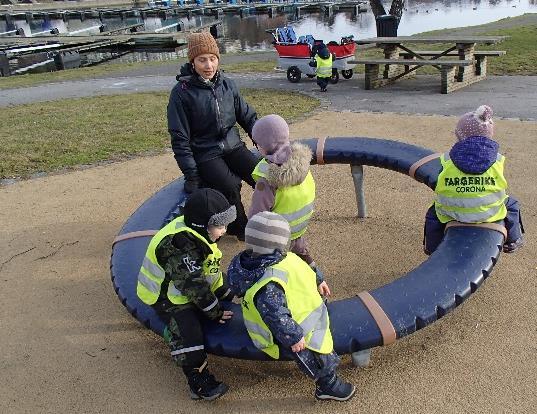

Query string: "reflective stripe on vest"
[[241, 253, 333, 359], [434, 152, 508, 224], [251, 159, 315, 240], [315, 54, 333, 78], [136, 216, 224, 305]]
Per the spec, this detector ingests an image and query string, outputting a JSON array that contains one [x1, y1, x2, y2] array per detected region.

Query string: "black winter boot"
[[186, 363, 229, 401], [315, 374, 356, 402]]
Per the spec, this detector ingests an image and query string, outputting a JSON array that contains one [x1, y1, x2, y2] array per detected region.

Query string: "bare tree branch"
[[369, 0, 387, 18]]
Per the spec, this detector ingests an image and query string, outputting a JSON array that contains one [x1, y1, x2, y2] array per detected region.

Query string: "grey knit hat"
[[245, 211, 291, 255]]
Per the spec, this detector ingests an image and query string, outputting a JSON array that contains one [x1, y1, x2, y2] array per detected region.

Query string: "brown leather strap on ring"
[[112, 230, 159, 246], [445, 221, 507, 242], [316, 136, 327, 165], [408, 152, 442, 179], [357, 291, 397, 346]]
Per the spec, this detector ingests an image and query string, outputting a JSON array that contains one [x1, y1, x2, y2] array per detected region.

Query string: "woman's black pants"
[[197, 145, 260, 236]]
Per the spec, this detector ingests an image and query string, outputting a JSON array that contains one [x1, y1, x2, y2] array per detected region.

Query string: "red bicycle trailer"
[[270, 27, 357, 83]]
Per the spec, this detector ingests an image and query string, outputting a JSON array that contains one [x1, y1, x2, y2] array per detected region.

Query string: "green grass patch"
[[412, 18, 537, 75], [0, 89, 319, 179], [221, 60, 276, 73], [0, 58, 185, 90], [475, 26, 537, 75]]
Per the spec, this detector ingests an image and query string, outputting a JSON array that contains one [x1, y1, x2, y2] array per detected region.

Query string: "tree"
[[369, 0, 404, 20]]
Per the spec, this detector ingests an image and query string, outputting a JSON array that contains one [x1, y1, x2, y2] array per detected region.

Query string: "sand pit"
[[1, 112, 535, 413]]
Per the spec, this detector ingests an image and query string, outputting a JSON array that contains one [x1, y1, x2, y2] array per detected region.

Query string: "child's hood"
[[228, 251, 284, 297], [449, 136, 499, 175], [265, 142, 312, 188]]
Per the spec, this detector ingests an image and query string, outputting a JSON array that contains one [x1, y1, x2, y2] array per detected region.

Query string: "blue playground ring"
[[110, 137, 504, 360]]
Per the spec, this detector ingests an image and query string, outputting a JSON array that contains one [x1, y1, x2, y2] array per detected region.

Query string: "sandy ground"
[[1, 112, 536, 413]]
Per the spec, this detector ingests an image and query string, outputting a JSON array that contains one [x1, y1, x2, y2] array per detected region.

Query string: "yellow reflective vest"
[[137, 216, 224, 305], [315, 54, 333, 78], [241, 252, 333, 359], [434, 152, 508, 224], [252, 158, 315, 240]]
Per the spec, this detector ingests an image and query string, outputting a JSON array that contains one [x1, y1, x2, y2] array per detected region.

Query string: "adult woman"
[[167, 32, 259, 240]]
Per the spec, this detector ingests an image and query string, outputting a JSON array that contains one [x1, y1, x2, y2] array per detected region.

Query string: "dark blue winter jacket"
[[449, 135, 500, 174], [167, 63, 257, 181], [228, 250, 304, 348]]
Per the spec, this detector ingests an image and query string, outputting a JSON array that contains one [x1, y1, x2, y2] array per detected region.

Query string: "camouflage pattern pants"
[[155, 304, 206, 373]]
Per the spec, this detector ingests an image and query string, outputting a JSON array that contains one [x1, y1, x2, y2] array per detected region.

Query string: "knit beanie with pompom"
[[455, 105, 494, 141]]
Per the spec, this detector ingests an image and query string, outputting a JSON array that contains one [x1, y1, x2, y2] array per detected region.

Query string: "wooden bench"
[[348, 58, 473, 93], [397, 50, 506, 58], [398, 51, 506, 83]]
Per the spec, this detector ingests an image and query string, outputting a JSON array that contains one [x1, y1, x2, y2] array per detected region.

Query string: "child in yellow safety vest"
[[136, 188, 237, 401], [424, 105, 524, 254], [249, 114, 330, 295], [227, 211, 356, 401], [308, 43, 335, 92]]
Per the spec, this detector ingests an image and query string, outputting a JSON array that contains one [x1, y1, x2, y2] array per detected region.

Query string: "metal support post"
[[350, 164, 367, 218], [351, 349, 371, 367]]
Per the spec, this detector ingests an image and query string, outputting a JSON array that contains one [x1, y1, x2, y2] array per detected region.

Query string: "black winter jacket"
[[167, 63, 258, 181]]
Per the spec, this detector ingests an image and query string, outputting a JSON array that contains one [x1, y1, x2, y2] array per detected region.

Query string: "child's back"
[[228, 211, 355, 401], [250, 115, 325, 275], [424, 105, 524, 254]]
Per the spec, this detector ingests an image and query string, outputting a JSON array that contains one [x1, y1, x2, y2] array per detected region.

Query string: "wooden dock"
[[0, 1, 369, 24], [0, 1, 369, 76], [0, 19, 222, 75]]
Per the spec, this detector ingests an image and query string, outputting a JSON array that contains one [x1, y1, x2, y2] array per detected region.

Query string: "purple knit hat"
[[455, 105, 494, 141], [252, 114, 291, 165]]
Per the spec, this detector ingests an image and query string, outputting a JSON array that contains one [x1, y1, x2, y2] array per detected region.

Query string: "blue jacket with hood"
[[448, 135, 500, 174], [227, 250, 304, 349]]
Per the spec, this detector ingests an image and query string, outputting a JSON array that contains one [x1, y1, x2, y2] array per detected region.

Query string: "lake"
[[219, 0, 537, 52], [3, 0, 536, 64]]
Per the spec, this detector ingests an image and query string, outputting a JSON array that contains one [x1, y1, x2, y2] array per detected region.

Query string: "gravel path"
[[2, 71, 537, 120]]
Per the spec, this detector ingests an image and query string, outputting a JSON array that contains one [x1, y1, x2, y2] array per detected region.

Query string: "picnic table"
[[349, 36, 507, 94]]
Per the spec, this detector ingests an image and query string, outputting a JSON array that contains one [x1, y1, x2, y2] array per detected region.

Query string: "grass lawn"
[[0, 89, 319, 180]]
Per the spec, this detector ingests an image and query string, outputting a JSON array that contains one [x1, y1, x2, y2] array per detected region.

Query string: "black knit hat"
[[318, 44, 330, 59], [184, 188, 236, 240]]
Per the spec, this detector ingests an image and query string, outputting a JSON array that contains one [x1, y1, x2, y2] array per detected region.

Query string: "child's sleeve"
[[156, 234, 223, 320], [254, 283, 304, 348], [248, 179, 275, 219]]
